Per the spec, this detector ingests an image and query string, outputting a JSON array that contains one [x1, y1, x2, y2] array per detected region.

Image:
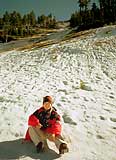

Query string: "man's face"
[[43, 102, 52, 110]]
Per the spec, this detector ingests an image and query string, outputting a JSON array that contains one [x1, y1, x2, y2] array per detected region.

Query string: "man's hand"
[[48, 134, 55, 142], [36, 123, 42, 129]]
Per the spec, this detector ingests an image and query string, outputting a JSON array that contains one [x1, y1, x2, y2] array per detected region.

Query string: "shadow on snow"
[[0, 138, 60, 160]]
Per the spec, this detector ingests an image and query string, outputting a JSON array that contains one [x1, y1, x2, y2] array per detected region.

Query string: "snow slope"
[[0, 25, 116, 160]]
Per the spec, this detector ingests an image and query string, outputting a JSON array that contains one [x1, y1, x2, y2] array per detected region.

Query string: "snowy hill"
[[0, 25, 116, 160]]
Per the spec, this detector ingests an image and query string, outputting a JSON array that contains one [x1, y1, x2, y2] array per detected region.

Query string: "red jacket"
[[25, 107, 61, 141]]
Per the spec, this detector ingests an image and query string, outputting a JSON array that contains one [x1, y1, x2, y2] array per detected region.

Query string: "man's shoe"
[[59, 143, 69, 154], [36, 142, 44, 153]]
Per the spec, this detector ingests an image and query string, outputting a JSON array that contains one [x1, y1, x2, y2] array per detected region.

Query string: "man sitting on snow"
[[25, 96, 69, 154]]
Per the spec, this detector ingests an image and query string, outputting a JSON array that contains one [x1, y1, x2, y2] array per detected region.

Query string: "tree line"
[[0, 0, 116, 42], [70, 0, 116, 30], [0, 10, 57, 41]]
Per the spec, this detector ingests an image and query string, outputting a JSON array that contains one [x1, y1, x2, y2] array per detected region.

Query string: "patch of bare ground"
[[93, 37, 116, 47], [63, 28, 96, 41], [0, 28, 60, 53], [0, 27, 99, 53], [17, 29, 96, 51], [17, 39, 57, 51]]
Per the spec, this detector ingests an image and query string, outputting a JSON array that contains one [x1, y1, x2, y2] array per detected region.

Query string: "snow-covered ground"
[[0, 25, 116, 160]]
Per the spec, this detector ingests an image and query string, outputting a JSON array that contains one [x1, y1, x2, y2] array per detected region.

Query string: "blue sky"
[[0, 0, 98, 20]]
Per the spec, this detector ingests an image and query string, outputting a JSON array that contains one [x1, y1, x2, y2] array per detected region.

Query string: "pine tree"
[[3, 11, 10, 24], [29, 10, 36, 26]]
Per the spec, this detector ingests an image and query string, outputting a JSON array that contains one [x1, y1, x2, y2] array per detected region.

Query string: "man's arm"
[[28, 109, 42, 127]]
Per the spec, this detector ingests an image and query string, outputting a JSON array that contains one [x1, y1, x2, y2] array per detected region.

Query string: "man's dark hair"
[[43, 96, 53, 104]]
